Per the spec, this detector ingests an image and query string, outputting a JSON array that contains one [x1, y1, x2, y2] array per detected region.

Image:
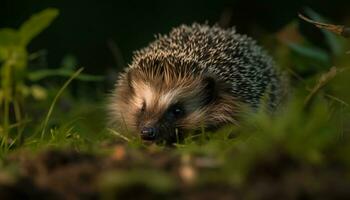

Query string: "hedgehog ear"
[[202, 75, 219, 105], [202, 75, 230, 105]]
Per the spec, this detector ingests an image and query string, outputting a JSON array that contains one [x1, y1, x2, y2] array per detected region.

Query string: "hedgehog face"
[[109, 58, 239, 144], [126, 72, 210, 143]]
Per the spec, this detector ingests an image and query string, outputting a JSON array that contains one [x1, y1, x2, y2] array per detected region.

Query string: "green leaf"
[[19, 8, 59, 46], [0, 90, 3, 104], [8, 46, 28, 71], [304, 8, 343, 56], [0, 47, 8, 61], [27, 69, 104, 82], [287, 42, 330, 64], [0, 28, 21, 47]]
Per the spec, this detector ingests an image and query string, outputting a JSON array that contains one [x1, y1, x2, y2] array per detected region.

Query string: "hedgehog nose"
[[140, 127, 156, 140]]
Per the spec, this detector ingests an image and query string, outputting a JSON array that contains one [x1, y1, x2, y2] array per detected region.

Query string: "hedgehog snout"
[[139, 122, 182, 144], [140, 127, 157, 141]]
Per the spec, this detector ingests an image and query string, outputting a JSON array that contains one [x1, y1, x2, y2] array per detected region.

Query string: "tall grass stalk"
[[1, 56, 14, 149], [40, 68, 83, 139]]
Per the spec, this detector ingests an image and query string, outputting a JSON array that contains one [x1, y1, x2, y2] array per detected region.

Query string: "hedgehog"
[[108, 23, 286, 144]]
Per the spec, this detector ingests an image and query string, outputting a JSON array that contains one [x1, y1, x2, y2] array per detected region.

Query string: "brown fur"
[[108, 56, 241, 137]]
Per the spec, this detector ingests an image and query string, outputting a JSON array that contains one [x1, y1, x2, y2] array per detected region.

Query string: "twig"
[[298, 13, 350, 38], [287, 68, 349, 106], [304, 67, 342, 107], [323, 93, 349, 107], [288, 67, 348, 107]]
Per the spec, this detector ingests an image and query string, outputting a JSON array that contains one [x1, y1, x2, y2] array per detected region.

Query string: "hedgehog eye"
[[173, 107, 182, 115], [170, 104, 184, 118]]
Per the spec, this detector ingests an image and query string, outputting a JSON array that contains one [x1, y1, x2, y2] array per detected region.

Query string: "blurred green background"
[[2, 0, 350, 79]]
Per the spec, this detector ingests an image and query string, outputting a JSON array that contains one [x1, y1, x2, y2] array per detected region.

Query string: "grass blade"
[[40, 68, 84, 139], [108, 128, 131, 142]]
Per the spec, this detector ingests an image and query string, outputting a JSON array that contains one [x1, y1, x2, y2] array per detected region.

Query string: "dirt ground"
[[0, 144, 349, 200]]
